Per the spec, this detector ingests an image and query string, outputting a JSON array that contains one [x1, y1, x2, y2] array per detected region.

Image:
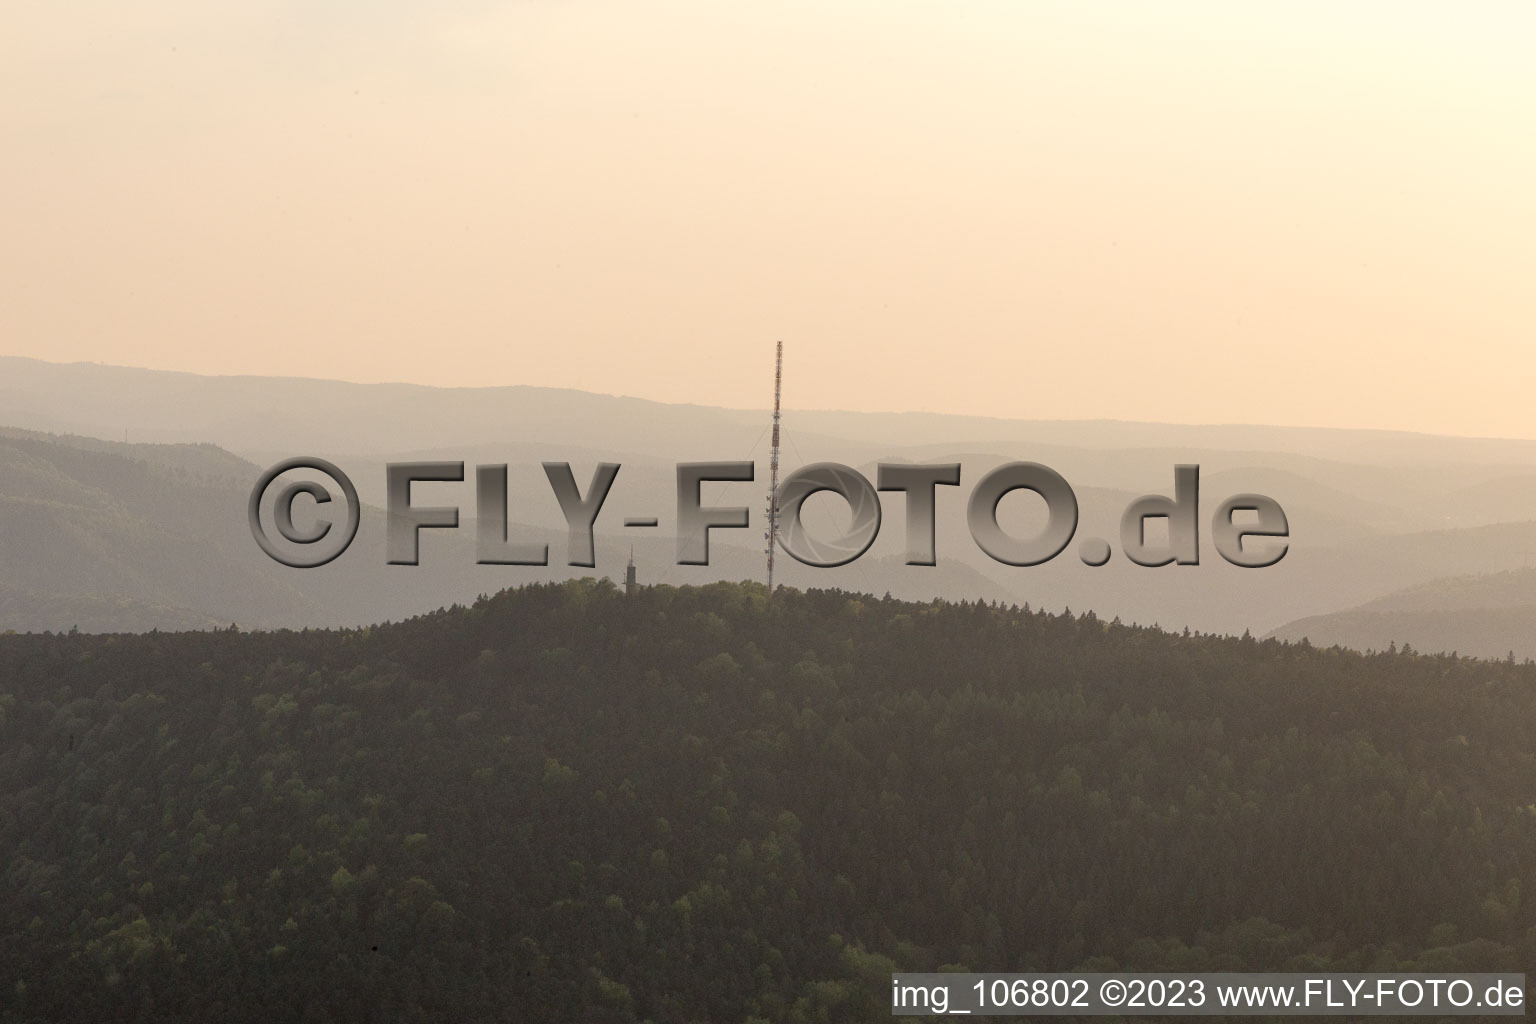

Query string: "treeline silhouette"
[[2, 581, 1533, 1022]]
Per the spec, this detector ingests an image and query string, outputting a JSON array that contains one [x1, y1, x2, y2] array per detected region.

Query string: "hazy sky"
[[4, 2, 1534, 436]]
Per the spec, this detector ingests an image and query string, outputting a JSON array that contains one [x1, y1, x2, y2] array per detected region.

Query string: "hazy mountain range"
[[4, 355, 1536, 655], [1268, 568, 1536, 661]]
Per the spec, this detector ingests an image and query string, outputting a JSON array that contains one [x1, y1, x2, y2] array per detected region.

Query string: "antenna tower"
[[765, 341, 783, 592]]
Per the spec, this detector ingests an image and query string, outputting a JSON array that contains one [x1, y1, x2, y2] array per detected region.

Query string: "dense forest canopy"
[[2, 580, 1533, 1022]]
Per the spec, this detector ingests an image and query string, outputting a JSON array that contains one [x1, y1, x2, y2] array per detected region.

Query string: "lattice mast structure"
[[765, 341, 783, 593]]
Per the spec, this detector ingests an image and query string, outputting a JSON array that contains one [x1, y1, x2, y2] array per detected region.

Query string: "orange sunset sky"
[[4, 2, 1534, 436]]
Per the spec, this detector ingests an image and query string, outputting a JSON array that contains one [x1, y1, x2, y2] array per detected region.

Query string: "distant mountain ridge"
[[0, 429, 323, 632], [1268, 568, 1536, 661], [0, 427, 1014, 633], [10, 355, 1536, 464], [9, 357, 1536, 641]]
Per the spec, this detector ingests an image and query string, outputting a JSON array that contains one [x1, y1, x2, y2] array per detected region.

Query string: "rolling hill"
[[2, 582, 1532, 1022], [1269, 567, 1536, 661], [0, 429, 1014, 633]]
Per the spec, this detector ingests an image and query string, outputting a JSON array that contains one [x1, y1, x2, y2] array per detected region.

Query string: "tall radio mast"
[[765, 341, 783, 593]]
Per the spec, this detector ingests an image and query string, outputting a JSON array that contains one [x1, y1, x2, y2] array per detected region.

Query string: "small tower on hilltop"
[[625, 546, 638, 596]]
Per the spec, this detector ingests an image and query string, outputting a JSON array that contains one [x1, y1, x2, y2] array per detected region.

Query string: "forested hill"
[[3, 582, 1535, 1023]]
